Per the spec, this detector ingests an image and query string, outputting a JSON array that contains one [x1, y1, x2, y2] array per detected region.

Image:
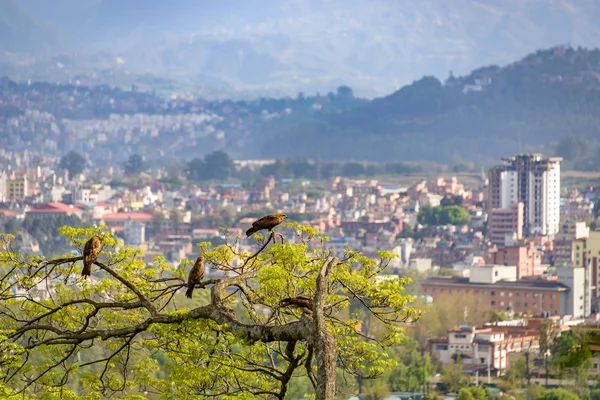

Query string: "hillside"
[[255, 47, 600, 163], [6, 0, 600, 96]]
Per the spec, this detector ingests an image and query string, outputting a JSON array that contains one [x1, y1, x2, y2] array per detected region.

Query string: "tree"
[[58, 151, 86, 178], [361, 380, 390, 400], [342, 162, 366, 177], [123, 154, 146, 175], [186, 157, 206, 181], [538, 388, 581, 400], [501, 355, 527, 390], [539, 319, 558, 386], [417, 205, 471, 226], [336, 85, 354, 98], [187, 151, 233, 181], [553, 326, 593, 395], [0, 224, 419, 399], [204, 150, 232, 180], [555, 136, 589, 162], [457, 388, 475, 400], [441, 357, 471, 393], [382, 337, 435, 393]]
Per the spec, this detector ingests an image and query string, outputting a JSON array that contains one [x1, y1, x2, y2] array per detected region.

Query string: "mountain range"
[[252, 46, 600, 163], [4, 0, 600, 96]]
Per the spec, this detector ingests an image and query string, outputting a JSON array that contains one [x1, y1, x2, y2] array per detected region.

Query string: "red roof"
[[102, 212, 153, 221], [28, 202, 79, 214], [0, 210, 17, 217]]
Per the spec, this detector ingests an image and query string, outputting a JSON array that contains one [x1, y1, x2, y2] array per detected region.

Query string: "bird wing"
[[256, 214, 282, 229], [252, 215, 273, 227]]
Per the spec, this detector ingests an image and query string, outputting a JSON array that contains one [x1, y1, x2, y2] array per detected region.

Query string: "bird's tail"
[[81, 262, 91, 279], [185, 285, 194, 299], [246, 226, 258, 237]]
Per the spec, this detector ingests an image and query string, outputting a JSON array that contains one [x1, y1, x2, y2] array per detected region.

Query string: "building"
[[429, 326, 539, 376], [554, 221, 589, 267], [101, 212, 153, 233], [487, 202, 524, 247], [124, 219, 146, 245], [571, 231, 600, 304], [556, 267, 590, 318], [488, 154, 561, 236], [0, 170, 7, 202], [6, 174, 28, 202], [489, 239, 543, 279], [421, 264, 579, 316], [26, 202, 83, 219]]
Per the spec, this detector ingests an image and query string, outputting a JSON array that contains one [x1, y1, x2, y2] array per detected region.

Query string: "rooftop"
[[422, 276, 569, 291]]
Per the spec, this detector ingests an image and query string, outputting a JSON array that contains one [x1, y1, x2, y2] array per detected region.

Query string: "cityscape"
[[4, 2, 600, 400]]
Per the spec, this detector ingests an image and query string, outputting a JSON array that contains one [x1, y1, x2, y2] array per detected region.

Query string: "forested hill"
[[256, 47, 600, 163]]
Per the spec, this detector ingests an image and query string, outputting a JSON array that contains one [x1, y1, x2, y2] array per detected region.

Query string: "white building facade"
[[489, 154, 561, 237]]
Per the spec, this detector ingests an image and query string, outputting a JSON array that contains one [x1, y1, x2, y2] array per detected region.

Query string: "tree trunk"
[[525, 352, 531, 386], [313, 257, 338, 400], [545, 354, 549, 387]]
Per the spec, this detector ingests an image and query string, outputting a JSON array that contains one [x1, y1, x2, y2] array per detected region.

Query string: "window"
[[516, 292, 520, 297], [491, 291, 496, 296], [524, 302, 529, 307], [516, 302, 521, 307], [500, 301, 505, 306], [491, 301, 496, 306], [551, 294, 555, 299], [508, 292, 513, 297], [500, 292, 505, 297]]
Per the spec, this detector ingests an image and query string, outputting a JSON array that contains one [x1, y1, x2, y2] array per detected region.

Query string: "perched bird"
[[246, 213, 288, 237], [279, 295, 313, 311], [185, 256, 205, 299], [82, 235, 102, 278]]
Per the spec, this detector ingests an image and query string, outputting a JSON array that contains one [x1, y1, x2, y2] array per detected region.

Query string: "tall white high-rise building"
[[488, 154, 561, 237]]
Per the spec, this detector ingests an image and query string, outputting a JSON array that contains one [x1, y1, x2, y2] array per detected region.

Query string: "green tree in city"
[[381, 337, 436, 393], [0, 223, 420, 399], [186, 150, 233, 181], [553, 326, 593, 397], [500, 355, 527, 390], [441, 357, 472, 393], [539, 319, 559, 385], [457, 387, 475, 400], [58, 150, 86, 178], [417, 205, 471, 226], [123, 154, 146, 175]]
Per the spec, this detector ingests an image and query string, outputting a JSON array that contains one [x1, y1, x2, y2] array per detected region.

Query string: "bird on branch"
[[245, 213, 288, 237], [279, 295, 313, 311], [82, 235, 103, 278], [185, 256, 205, 299]]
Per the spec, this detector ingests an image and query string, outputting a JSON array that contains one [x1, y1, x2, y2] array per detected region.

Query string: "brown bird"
[[185, 256, 205, 299], [279, 295, 313, 311], [246, 213, 288, 237], [82, 235, 102, 278]]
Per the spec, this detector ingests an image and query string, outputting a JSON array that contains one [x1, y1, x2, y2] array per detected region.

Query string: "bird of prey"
[[82, 235, 102, 278], [279, 295, 313, 311], [246, 213, 288, 237], [185, 256, 205, 299]]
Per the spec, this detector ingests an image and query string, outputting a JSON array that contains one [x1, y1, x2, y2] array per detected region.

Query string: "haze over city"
[[2, 1, 600, 400]]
